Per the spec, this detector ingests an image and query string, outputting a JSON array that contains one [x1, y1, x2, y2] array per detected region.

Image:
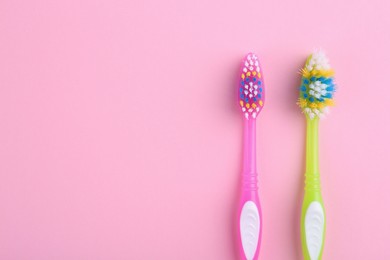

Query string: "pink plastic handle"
[[238, 118, 262, 260]]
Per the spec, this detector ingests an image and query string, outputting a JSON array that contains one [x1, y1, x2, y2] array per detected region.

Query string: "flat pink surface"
[[1, 0, 389, 259]]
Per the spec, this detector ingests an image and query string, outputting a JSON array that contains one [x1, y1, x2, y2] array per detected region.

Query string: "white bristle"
[[249, 66, 254, 71], [254, 90, 258, 95], [244, 90, 249, 95], [256, 67, 260, 72], [249, 88, 253, 93], [252, 112, 257, 118], [244, 85, 248, 89], [309, 83, 315, 89], [256, 107, 260, 112], [242, 107, 246, 112], [322, 107, 330, 114], [249, 82, 253, 86], [245, 113, 249, 119], [250, 60, 254, 65], [243, 68, 248, 73], [249, 94, 253, 98], [248, 108, 253, 113], [245, 61, 249, 67], [305, 50, 331, 72]]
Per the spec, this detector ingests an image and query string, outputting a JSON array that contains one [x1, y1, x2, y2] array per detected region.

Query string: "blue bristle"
[[253, 78, 257, 82], [245, 98, 249, 102], [318, 98, 324, 102], [325, 93, 333, 98], [326, 86, 334, 91], [239, 88, 243, 92], [319, 77, 325, 82], [253, 97, 257, 101], [303, 93, 308, 98], [309, 97, 314, 102], [258, 81, 262, 85], [241, 81, 245, 86], [310, 76, 316, 81], [259, 88, 263, 92], [303, 78, 309, 84], [324, 78, 333, 84], [300, 86, 307, 91], [257, 94, 261, 98], [245, 78, 250, 82], [240, 94, 244, 99]]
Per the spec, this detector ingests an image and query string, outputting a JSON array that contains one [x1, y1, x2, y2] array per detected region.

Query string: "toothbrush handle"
[[301, 174, 326, 260], [238, 173, 262, 260], [301, 118, 326, 260]]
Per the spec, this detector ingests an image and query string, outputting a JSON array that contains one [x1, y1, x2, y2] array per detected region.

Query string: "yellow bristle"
[[313, 69, 335, 78], [259, 100, 263, 106], [240, 100, 244, 107], [258, 73, 261, 78], [328, 70, 335, 76], [252, 103, 257, 108], [297, 98, 307, 108], [300, 68, 310, 78], [311, 70, 319, 77], [252, 71, 257, 76], [241, 74, 245, 79], [246, 103, 250, 109], [309, 103, 318, 109], [325, 99, 335, 106], [246, 72, 251, 77]]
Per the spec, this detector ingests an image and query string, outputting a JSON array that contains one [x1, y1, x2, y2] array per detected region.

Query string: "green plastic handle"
[[301, 118, 326, 260]]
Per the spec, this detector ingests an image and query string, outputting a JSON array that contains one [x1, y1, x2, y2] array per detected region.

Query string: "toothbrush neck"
[[306, 118, 319, 175], [243, 118, 257, 174]]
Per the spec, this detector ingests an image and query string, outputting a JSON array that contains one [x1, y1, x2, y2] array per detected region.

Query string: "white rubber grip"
[[240, 201, 260, 260], [305, 202, 325, 260]]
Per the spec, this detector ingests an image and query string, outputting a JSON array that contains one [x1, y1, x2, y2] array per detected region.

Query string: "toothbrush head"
[[238, 53, 265, 120], [297, 50, 336, 120]]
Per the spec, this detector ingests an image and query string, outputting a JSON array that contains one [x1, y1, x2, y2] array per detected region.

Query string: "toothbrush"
[[297, 50, 336, 260], [237, 53, 264, 260]]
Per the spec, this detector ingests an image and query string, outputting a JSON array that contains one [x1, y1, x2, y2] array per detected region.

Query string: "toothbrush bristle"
[[238, 53, 265, 119], [297, 50, 336, 119]]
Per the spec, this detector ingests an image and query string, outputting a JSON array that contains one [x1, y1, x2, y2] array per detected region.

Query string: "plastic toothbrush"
[[237, 53, 264, 260], [297, 50, 336, 260]]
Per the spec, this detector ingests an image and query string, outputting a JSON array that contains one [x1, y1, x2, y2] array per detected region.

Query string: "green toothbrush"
[[297, 50, 336, 260]]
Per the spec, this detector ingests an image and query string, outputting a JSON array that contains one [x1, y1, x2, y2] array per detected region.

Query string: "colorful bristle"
[[297, 50, 336, 119], [238, 53, 265, 119]]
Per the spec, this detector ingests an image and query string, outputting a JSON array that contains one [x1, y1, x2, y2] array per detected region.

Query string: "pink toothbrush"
[[237, 53, 264, 260]]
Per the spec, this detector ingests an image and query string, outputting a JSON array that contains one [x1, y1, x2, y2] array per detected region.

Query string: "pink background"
[[1, 0, 389, 259]]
